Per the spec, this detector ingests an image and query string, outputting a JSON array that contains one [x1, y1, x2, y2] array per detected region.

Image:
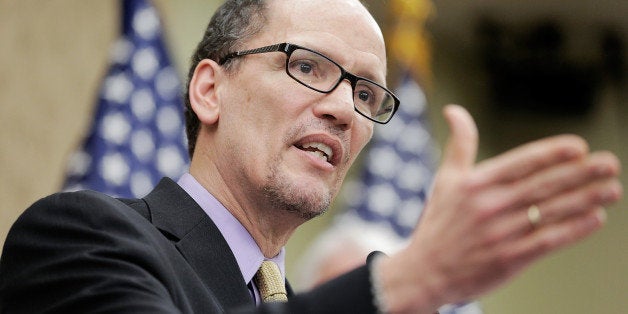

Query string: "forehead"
[[256, 0, 387, 81]]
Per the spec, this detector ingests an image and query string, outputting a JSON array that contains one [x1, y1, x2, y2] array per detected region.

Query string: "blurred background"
[[1, 1, 626, 313]]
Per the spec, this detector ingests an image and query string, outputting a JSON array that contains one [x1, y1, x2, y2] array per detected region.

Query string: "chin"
[[261, 178, 334, 221], [260, 156, 344, 220]]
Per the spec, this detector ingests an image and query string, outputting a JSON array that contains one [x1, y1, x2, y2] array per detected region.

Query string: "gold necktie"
[[253, 261, 288, 302]]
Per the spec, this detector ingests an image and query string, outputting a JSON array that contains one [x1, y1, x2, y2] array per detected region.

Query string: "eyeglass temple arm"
[[219, 43, 287, 64]]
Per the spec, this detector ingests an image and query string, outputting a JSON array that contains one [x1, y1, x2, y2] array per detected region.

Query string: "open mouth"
[[295, 142, 333, 164]]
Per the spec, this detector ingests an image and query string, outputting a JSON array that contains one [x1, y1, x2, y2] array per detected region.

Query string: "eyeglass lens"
[[286, 48, 396, 123]]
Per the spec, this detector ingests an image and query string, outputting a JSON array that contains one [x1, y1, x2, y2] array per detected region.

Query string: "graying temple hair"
[[184, 0, 268, 158]]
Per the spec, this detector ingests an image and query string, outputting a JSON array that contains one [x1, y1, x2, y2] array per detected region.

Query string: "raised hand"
[[378, 105, 622, 313]]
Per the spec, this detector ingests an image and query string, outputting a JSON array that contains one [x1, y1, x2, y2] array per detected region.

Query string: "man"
[[0, 0, 622, 313]]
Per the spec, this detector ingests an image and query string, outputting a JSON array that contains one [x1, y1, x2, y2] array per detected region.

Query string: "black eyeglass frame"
[[219, 42, 400, 124]]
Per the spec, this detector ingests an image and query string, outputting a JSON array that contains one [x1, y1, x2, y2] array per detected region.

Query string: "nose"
[[312, 80, 355, 129]]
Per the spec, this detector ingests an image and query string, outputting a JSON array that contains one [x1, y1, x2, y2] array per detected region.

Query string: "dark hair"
[[184, 0, 268, 158]]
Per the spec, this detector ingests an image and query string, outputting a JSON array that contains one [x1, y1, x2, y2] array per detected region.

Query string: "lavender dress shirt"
[[177, 173, 286, 305]]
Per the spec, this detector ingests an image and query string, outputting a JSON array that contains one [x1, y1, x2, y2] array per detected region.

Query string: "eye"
[[357, 90, 371, 102], [298, 62, 313, 74], [289, 60, 317, 76], [354, 88, 377, 116], [355, 86, 375, 105]]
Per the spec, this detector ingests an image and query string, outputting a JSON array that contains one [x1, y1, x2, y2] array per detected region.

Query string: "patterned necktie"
[[254, 261, 288, 302]]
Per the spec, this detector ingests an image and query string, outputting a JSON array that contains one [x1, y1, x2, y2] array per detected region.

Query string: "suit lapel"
[[143, 178, 253, 309]]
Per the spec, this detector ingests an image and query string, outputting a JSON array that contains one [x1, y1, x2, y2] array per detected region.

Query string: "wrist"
[[369, 250, 443, 314], [367, 251, 390, 313]]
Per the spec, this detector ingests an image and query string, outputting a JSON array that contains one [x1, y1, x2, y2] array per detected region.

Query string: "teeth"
[[307, 150, 328, 162], [302, 142, 333, 163]]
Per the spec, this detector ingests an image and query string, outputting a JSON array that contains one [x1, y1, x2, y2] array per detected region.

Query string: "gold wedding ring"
[[527, 205, 542, 227]]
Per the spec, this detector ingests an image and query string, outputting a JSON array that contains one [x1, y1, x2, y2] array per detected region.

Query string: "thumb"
[[441, 104, 479, 172]]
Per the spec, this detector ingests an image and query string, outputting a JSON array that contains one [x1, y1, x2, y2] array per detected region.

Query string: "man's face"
[[213, 0, 387, 220]]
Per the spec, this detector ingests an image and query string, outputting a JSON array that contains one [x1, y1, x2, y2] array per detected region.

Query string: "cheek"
[[350, 120, 374, 157], [247, 80, 310, 126]]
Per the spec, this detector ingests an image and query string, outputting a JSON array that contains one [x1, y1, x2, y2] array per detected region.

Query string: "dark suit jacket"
[[0, 178, 376, 313]]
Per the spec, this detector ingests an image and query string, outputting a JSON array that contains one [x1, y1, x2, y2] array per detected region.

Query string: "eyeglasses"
[[219, 43, 400, 124]]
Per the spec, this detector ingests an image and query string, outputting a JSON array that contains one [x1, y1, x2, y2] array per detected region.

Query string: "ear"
[[188, 59, 223, 125]]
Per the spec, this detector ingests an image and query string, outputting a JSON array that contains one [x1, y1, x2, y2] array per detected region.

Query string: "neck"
[[189, 161, 304, 258], [229, 204, 300, 258]]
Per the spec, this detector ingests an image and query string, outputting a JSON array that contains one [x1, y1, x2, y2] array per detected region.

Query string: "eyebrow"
[[313, 46, 385, 85]]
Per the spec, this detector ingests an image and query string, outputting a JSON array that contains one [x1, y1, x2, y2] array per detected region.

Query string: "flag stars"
[[100, 153, 130, 186], [100, 112, 131, 145], [103, 73, 134, 104], [397, 124, 429, 153], [65, 150, 92, 177], [130, 129, 155, 162], [157, 106, 182, 137], [130, 88, 156, 121], [396, 163, 429, 191], [396, 198, 424, 229], [157, 146, 185, 177], [132, 47, 160, 81], [368, 184, 400, 217], [62, 0, 189, 198], [369, 147, 402, 179], [110, 38, 134, 65], [341, 180, 366, 208], [130, 171, 153, 197], [133, 6, 160, 40], [342, 76, 436, 237], [375, 114, 406, 141], [155, 67, 180, 101], [397, 79, 427, 116]]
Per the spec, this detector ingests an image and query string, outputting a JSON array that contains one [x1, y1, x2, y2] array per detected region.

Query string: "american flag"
[[339, 74, 483, 314], [341, 74, 438, 238], [63, 0, 188, 198]]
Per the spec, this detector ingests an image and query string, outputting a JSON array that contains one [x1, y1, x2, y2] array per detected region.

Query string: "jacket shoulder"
[[13, 190, 147, 229], [0, 190, 198, 312]]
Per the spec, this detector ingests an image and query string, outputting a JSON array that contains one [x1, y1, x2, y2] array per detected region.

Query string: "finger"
[[503, 207, 606, 267], [529, 178, 622, 226], [465, 151, 621, 253], [472, 135, 589, 187], [440, 104, 478, 172], [504, 150, 622, 211], [485, 176, 620, 246]]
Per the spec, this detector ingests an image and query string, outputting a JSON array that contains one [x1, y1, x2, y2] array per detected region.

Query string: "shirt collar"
[[177, 173, 286, 285]]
